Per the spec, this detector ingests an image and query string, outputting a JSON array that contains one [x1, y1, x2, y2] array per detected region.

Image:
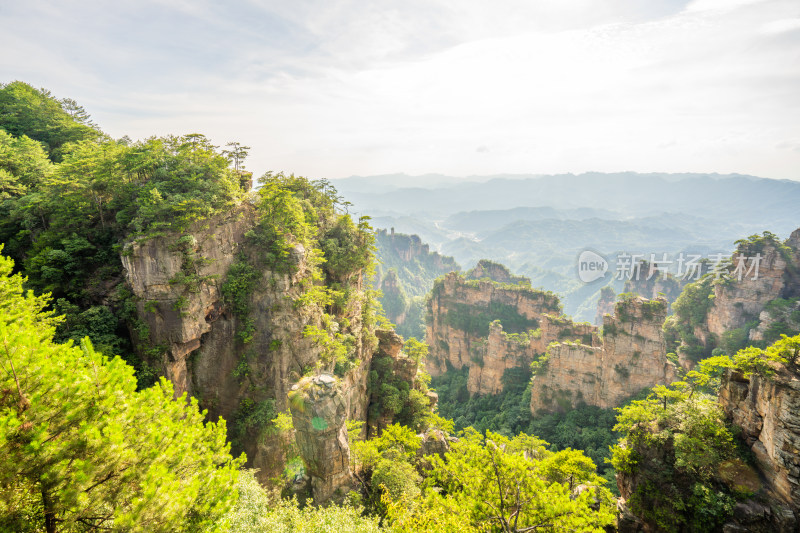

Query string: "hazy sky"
[[1, 0, 799, 180]]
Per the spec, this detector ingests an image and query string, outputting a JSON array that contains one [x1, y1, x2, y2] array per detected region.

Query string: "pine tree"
[[0, 247, 243, 532]]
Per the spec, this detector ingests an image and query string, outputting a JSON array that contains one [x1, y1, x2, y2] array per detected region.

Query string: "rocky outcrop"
[[288, 374, 353, 504], [622, 260, 688, 311], [376, 329, 416, 384], [466, 259, 527, 284], [120, 204, 380, 483], [705, 243, 794, 343], [373, 229, 460, 339], [530, 296, 678, 413], [670, 230, 800, 358], [121, 206, 254, 396], [750, 300, 800, 343], [595, 286, 616, 326], [379, 270, 407, 325], [426, 270, 594, 396], [373, 229, 459, 299], [467, 318, 598, 396], [366, 329, 434, 436], [720, 367, 800, 513]]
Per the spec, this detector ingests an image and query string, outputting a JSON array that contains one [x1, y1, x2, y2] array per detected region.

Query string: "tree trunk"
[[42, 486, 57, 533]]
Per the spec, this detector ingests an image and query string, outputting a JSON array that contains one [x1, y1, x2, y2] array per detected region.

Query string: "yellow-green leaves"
[[0, 249, 243, 532]]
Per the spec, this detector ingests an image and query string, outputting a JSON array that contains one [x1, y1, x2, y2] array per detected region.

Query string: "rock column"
[[288, 373, 353, 504]]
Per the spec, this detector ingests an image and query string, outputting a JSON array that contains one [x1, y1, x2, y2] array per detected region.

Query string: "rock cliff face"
[[466, 259, 528, 284], [120, 204, 390, 483], [374, 229, 460, 340], [467, 317, 598, 396], [622, 260, 688, 309], [376, 230, 457, 270], [720, 367, 800, 513], [595, 286, 616, 326], [367, 329, 420, 434], [670, 230, 800, 360], [530, 296, 678, 413], [288, 374, 353, 504], [706, 243, 795, 343], [121, 206, 254, 398], [426, 269, 594, 396], [379, 270, 407, 325]]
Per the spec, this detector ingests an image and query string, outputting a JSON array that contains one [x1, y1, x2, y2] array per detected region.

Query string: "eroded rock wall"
[[674, 230, 800, 358], [706, 243, 793, 343], [121, 205, 375, 482], [426, 271, 592, 396], [720, 367, 800, 511], [530, 296, 678, 413]]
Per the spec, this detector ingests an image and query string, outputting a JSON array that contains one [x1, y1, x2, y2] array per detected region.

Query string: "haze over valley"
[[339, 171, 800, 320]]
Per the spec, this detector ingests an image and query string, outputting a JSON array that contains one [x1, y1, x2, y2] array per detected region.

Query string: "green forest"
[[1, 81, 798, 532]]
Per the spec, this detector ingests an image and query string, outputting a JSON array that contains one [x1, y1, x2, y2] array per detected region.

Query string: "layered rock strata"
[[530, 296, 678, 413], [426, 270, 590, 396], [720, 367, 800, 512]]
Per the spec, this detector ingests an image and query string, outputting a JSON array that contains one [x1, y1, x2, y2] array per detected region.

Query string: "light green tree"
[[0, 248, 243, 532], [388, 429, 614, 532]]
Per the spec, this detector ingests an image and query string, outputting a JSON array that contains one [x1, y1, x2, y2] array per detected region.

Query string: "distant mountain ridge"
[[340, 172, 800, 321]]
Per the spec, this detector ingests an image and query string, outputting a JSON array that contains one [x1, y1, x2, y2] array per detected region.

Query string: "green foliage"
[[0, 249, 243, 531], [0, 128, 54, 199], [321, 215, 375, 281], [527, 404, 620, 484], [610, 364, 750, 531], [221, 257, 260, 343], [227, 469, 382, 533], [432, 366, 534, 437], [0, 81, 101, 162], [734, 230, 792, 259], [53, 299, 127, 356], [303, 316, 357, 376], [732, 333, 800, 377], [538, 448, 600, 491], [665, 274, 717, 362], [387, 430, 614, 532], [252, 172, 370, 278], [641, 297, 668, 319], [367, 339, 435, 433], [234, 398, 277, 444], [378, 270, 408, 319], [672, 274, 715, 329], [0, 89, 248, 381], [372, 455, 421, 503], [443, 301, 539, 337], [349, 423, 423, 517]]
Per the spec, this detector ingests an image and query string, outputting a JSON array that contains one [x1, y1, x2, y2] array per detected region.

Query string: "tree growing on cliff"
[[0, 249, 243, 532], [610, 368, 747, 531]]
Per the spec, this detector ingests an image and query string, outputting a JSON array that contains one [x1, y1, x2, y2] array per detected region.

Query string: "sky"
[[1, 0, 799, 181]]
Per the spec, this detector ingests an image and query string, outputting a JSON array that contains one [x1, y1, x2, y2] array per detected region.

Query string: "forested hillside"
[[0, 81, 619, 532], [373, 228, 459, 339]]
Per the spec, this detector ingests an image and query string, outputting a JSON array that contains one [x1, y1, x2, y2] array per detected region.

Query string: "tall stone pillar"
[[288, 373, 353, 504]]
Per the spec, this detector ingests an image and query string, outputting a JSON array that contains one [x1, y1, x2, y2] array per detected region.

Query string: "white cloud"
[[1, 0, 798, 181], [760, 18, 800, 35]]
